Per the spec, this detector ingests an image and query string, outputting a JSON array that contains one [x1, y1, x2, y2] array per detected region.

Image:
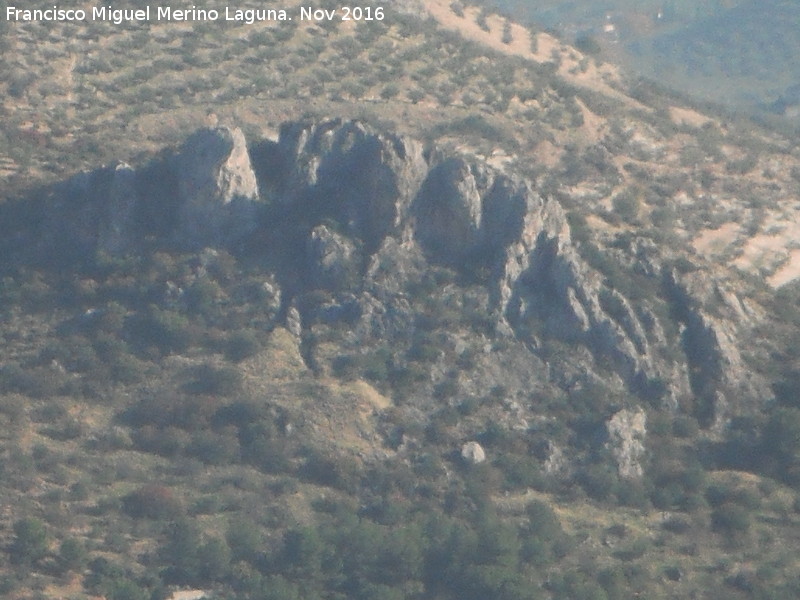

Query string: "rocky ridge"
[[17, 118, 773, 473]]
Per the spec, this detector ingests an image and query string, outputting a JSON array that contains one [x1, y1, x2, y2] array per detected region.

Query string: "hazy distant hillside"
[[486, 0, 738, 28], [479, 0, 800, 119], [632, 0, 800, 115]]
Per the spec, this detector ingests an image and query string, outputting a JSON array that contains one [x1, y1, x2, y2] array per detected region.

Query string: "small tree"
[[612, 189, 641, 224], [197, 537, 232, 582], [122, 485, 183, 520], [160, 518, 202, 584], [9, 518, 48, 567], [59, 537, 87, 573], [476, 9, 490, 32], [502, 22, 513, 44], [106, 579, 149, 600], [711, 503, 751, 536], [575, 34, 602, 56]]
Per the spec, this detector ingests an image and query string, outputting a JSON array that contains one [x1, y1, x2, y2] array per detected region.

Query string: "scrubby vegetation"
[[4, 1, 800, 599], [0, 239, 799, 599]]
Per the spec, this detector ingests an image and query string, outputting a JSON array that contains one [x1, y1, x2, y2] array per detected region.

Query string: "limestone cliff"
[[26, 118, 772, 449]]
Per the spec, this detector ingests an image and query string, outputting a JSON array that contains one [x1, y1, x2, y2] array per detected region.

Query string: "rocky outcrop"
[[664, 268, 768, 427], [97, 162, 139, 256], [39, 126, 262, 256], [29, 117, 769, 429], [175, 126, 260, 246], [606, 408, 647, 479], [41, 161, 140, 260], [270, 119, 428, 250], [461, 441, 486, 465], [307, 225, 358, 290], [413, 158, 484, 264]]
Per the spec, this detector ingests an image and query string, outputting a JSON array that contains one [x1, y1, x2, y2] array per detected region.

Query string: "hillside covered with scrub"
[[3, 1, 800, 599]]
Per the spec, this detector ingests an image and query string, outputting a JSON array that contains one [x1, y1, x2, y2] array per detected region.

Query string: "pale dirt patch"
[[42, 576, 87, 600], [486, 148, 513, 170], [532, 139, 562, 168], [239, 331, 388, 458], [768, 249, 800, 288], [168, 591, 207, 600], [692, 222, 740, 256], [673, 191, 695, 206], [733, 233, 790, 273], [310, 378, 391, 454], [341, 380, 392, 411], [669, 106, 712, 128], [727, 213, 800, 286], [424, 0, 533, 57], [586, 213, 620, 234], [450, 142, 512, 171], [575, 98, 606, 145]]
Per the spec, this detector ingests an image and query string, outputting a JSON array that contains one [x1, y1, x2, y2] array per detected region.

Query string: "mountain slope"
[[3, 2, 800, 599], [631, 0, 800, 112], [1, 114, 799, 600]]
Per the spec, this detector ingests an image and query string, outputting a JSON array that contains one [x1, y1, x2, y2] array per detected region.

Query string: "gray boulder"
[[461, 441, 486, 465]]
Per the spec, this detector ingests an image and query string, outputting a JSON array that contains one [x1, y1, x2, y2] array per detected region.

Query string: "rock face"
[[413, 158, 484, 264], [272, 119, 428, 250], [664, 268, 764, 427], [175, 126, 260, 246], [97, 162, 139, 256], [307, 225, 358, 290], [40, 125, 261, 257], [606, 409, 647, 479], [31, 117, 770, 433]]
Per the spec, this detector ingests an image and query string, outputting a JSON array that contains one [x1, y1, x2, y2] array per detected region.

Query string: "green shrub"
[[122, 485, 183, 520], [105, 579, 149, 600], [502, 22, 513, 44], [575, 35, 601, 55], [59, 537, 87, 573], [184, 363, 242, 396], [380, 83, 400, 99], [525, 500, 563, 540], [495, 454, 544, 490], [239, 422, 291, 473], [128, 306, 193, 354], [227, 518, 264, 564], [186, 430, 239, 465], [225, 330, 262, 362], [197, 537, 232, 582], [476, 9, 489, 32], [711, 503, 751, 535], [673, 415, 700, 438], [551, 571, 609, 600], [763, 407, 800, 485], [9, 517, 48, 566], [578, 464, 619, 502], [612, 189, 641, 223], [301, 449, 362, 493], [159, 518, 202, 584]]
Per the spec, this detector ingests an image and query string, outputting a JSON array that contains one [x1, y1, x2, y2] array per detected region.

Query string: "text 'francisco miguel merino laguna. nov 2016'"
[[5, 5, 386, 25]]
